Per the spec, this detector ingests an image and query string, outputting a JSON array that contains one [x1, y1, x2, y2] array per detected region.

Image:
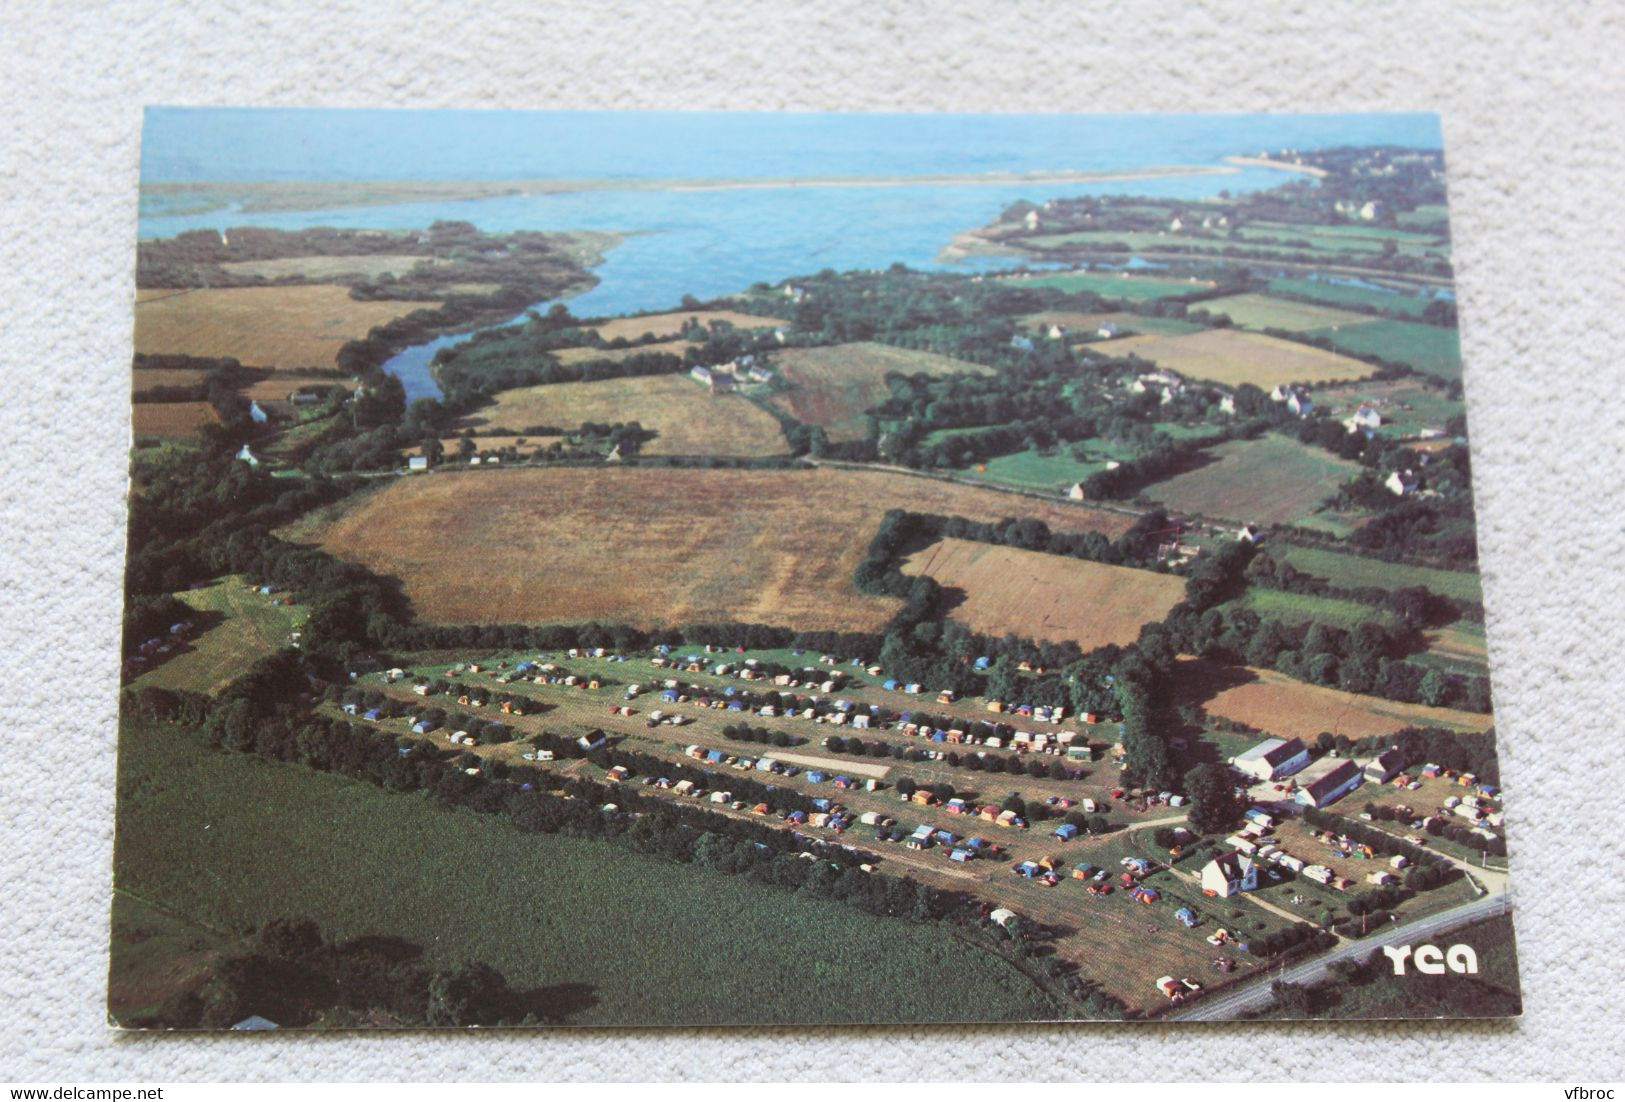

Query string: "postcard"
[[114, 108, 1517, 1027]]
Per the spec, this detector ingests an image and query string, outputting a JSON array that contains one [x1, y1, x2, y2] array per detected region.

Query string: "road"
[[1166, 890, 1512, 1021]]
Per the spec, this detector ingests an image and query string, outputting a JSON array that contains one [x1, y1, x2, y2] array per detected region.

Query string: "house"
[[1233, 736, 1311, 782], [1023, 210, 1041, 231], [746, 364, 775, 384], [1218, 394, 1237, 415], [235, 444, 260, 467], [1386, 469, 1420, 496], [1047, 323, 1068, 340], [407, 455, 429, 471], [1296, 759, 1364, 808], [1095, 322, 1120, 339], [1201, 852, 1258, 898], [1237, 523, 1263, 544], [1343, 404, 1383, 434], [1009, 334, 1035, 352], [1365, 747, 1407, 784], [1067, 482, 1087, 502], [1287, 390, 1313, 416]]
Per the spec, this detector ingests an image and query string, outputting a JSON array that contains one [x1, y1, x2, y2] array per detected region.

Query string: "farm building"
[[1066, 482, 1087, 502], [407, 455, 429, 471], [1233, 736, 1311, 782], [1295, 759, 1364, 808], [1201, 852, 1259, 898], [1364, 747, 1408, 784]]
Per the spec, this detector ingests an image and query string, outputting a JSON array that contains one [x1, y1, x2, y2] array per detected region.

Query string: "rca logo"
[[1382, 943, 1478, 975]]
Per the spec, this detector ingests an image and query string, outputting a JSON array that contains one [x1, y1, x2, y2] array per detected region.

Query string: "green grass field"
[[1273, 545, 1483, 604], [130, 576, 305, 695], [1396, 205, 1452, 232], [1266, 278, 1445, 319], [1141, 433, 1360, 527], [952, 438, 1138, 491], [1006, 270, 1214, 301], [111, 720, 1067, 1027], [1307, 319, 1463, 380], [1231, 588, 1396, 630], [1199, 293, 1373, 332]]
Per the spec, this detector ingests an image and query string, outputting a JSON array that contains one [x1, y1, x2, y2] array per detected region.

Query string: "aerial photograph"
[[114, 108, 1517, 1028]]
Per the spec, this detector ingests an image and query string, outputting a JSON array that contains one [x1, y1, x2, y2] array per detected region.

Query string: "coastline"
[[1222, 154, 1329, 178], [141, 163, 1238, 217]]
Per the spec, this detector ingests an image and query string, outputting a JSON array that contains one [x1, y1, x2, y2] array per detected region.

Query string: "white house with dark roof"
[[1201, 852, 1258, 898], [1296, 759, 1364, 809], [1365, 747, 1408, 784], [1234, 736, 1311, 783]]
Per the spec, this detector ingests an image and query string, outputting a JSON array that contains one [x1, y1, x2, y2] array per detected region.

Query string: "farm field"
[[584, 309, 785, 343], [1198, 293, 1373, 332], [553, 339, 695, 365], [111, 720, 1068, 1027], [1140, 434, 1360, 526], [239, 374, 354, 403], [131, 401, 221, 439], [999, 270, 1215, 301], [295, 466, 1134, 631], [1306, 319, 1463, 381], [768, 342, 992, 443], [1229, 589, 1395, 630], [1105, 328, 1374, 389], [1175, 658, 1493, 741], [458, 374, 788, 458], [1019, 311, 1202, 338], [1248, 221, 1446, 246], [1271, 545, 1483, 604], [129, 576, 304, 694], [132, 367, 210, 391], [133, 285, 438, 370], [1418, 620, 1491, 677], [1265, 277, 1443, 318], [900, 538, 1189, 650]]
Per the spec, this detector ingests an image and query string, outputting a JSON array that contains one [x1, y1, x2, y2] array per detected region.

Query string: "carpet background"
[[3, 0, 1622, 1081]]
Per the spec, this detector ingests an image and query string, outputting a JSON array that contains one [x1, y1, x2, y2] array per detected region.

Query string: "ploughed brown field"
[[584, 310, 785, 344], [132, 401, 221, 438], [133, 285, 438, 370], [768, 342, 993, 443], [1175, 657, 1494, 740], [297, 466, 1133, 631], [901, 538, 1187, 650], [460, 374, 789, 458]]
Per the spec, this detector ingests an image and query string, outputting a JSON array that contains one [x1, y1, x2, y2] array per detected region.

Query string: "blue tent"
[[973, 656, 991, 670], [1052, 823, 1079, 841], [883, 679, 899, 691]]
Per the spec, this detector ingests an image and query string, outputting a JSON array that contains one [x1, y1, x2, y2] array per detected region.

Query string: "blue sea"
[[138, 109, 1444, 400]]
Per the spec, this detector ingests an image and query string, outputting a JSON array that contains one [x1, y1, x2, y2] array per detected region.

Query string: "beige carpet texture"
[[3, 0, 1622, 1082]]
